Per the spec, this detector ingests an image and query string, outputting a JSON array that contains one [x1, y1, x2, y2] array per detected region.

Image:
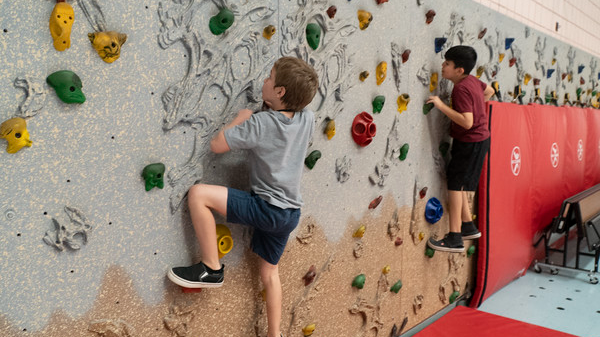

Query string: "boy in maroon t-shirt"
[[427, 45, 495, 252]]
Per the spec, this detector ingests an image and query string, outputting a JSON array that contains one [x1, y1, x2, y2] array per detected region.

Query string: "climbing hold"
[[402, 49, 411, 63], [418, 232, 425, 241], [394, 237, 403, 246], [306, 23, 321, 50], [425, 197, 443, 224], [359, 71, 370, 82], [478, 28, 487, 39], [498, 53, 505, 63], [491, 81, 501, 101], [467, 245, 476, 257], [423, 102, 434, 115], [376, 61, 387, 85], [326, 6, 337, 19], [552, 58, 557, 65], [357, 10, 373, 30], [353, 225, 366, 238], [580, 77, 585, 85], [547, 69, 555, 78], [513, 85, 524, 104], [419, 187, 428, 199], [439, 141, 450, 157], [578, 65, 585, 74], [47, 70, 86, 104], [351, 111, 376, 147], [563, 93, 571, 106], [399, 143, 409, 161], [434, 37, 447, 53], [598, 72, 600, 80], [303, 265, 317, 286], [89, 31, 127, 63], [397, 94, 410, 113], [369, 196, 383, 209], [304, 150, 322, 170], [568, 72, 573, 82], [429, 72, 438, 92], [509, 57, 516, 67], [376, 0, 389, 3], [476, 66, 485, 79], [352, 274, 366, 289], [372, 96, 385, 114], [382, 265, 390, 274], [425, 247, 435, 258], [303, 323, 316, 336], [262, 25, 276, 40], [524, 73, 532, 85], [562, 73, 567, 80], [216, 224, 233, 258], [449, 291, 460, 303], [324, 119, 336, 140], [209, 8, 234, 35], [0, 117, 33, 154], [505, 38, 515, 50], [533, 78, 541, 86], [49, 1, 74, 51], [425, 10, 436, 24], [390, 280, 403, 293], [142, 163, 166, 191]]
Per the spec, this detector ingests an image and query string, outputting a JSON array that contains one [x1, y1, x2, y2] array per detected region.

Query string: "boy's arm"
[[427, 96, 474, 130], [483, 85, 494, 101], [210, 109, 254, 153]]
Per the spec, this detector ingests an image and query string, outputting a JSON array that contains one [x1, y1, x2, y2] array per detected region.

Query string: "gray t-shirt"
[[224, 108, 315, 209]]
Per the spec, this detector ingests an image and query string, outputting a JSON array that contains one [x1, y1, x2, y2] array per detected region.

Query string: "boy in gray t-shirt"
[[168, 57, 318, 337]]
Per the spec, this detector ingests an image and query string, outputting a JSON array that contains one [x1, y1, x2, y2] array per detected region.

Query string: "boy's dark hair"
[[444, 45, 477, 75], [273, 57, 319, 111]]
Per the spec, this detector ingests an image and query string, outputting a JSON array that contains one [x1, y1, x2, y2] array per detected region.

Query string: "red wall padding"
[[471, 102, 600, 308]]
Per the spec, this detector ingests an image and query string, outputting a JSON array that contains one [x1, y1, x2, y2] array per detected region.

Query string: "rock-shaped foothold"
[[425, 10, 436, 24], [382, 265, 391, 274], [402, 49, 411, 63], [547, 69, 555, 78], [425, 197, 443, 224], [419, 187, 428, 199], [399, 143, 409, 161], [476, 66, 485, 79], [306, 23, 321, 50], [304, 150, 322, 169], [46, 70, 86, 104], [394, 237, 403, 246], [449, 291, 460, 303], [0, 117, 32, 154], [562, 73, 567, 80], [429, 72, 438, 92], [524, 73, 532, 85], [262, 25, 276, 40], [425, 246, 435, 258], [580, 77, 585, 85], [578, 65, 585, 74], [369, 195, 383, 209], [434, 37, 446, 53], [423, 102, 434, 115], [372, 95, 385, 114], [324, 119, 336, 140], [352, 274, 366, 289], [142, 163, 166, 191], [359, 71, 370, 81], [533, 78, 541, 86], [509, 57, 517, 67], [498, 53, 505, 63], [353, 225, 366, 238], [357, 10, 373, 30], [209, 8, 234, 35], [376, 61, 387, 85], [397, 94, 410, 113], [351, 111, 376, 147], [467, 245, 476, 257], [390, 279, 403, 293], [478, 28, 487, 39], [303, 265, 316, 286], [326, 6, 337, 19], [505, 37, 515, 50], [303, 323, 316, 336]]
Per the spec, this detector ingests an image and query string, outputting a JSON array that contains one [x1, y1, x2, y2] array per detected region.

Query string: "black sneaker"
[[427, 234, 464, 253], [461, 221, 482, 240], [167, 262, 224, 288]]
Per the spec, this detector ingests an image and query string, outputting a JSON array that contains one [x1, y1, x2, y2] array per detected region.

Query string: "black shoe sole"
[[167, 268, 223, 288], [462, 232, 482, 240]]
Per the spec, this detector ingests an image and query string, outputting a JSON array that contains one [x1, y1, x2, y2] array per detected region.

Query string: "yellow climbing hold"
[[382, 265, 391, 274], [216, 224, 233, 258], [498, 53, 505, 63], [397, 94, 410, 113], [353, 225, 366, 238], [357, 10, 373, 30], [524, 73, 532, 85], [324, 119, 336, 140], [476, 66, 485, 79], [418, 232, 425, 241], [49, 1, 74, 51], [303, 323, 316, 336], [376, 61, 387, 86], [429, 72, 438, 92], [263, 25, 276, 40]]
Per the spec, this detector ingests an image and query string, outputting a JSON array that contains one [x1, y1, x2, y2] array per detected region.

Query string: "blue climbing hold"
[[505, 38, 515, 50], [425, 197, 443, 224], [598, 72, 600, 80], [435, 38, 447, 54], [578, 65, 585, 74], [547, 69, 555, 78]]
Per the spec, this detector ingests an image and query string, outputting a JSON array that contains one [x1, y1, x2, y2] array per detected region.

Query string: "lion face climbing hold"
[[0, 117, 32, 154], [209, 8, 234, 35], [49, 1, 74, 51], [306, 23, 321, 50], [351, 112, 376, 147], [142, 163, 166, 191], [46, 70, 86, 104], [88, 31, 127, 63]]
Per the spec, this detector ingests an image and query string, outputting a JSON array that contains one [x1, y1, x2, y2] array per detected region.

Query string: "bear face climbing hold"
[[425, 197, 443, 224], [351, 112, 376, 147], [357, 10, 373, 30], [505, 38, 515, 50], [46, 70, 86, 104], [425, 246, 435, 257], [419, 187, 428, 199], [304, 150, 322, 169], [397, 94, 410, 113], [390, 280, 403, 293], [262, 25, 276, 40], [326, 6, 337, 19], [49, 1, 74, 51], [209, 8, 234, 35], [0, 117, 33, 154], [429, 72, 438, 92], [372, 96, 385, 114], [376, 61, 387, 85], [306, 23, 321, 50], [369, 195, 383, 209], [88, 31, 127, 63], [425, 10, 436, 24], [399, 143, 409, 161], [476, 66, 485, 79], [382, 265, 391, 274], [524, 73, 532, 85], [434, 38, 446, 53], [303, 265, 317, 286], [353, 225, 366, 238], [303, 324, 316, 336], [359, 71, 370, 82], [142, 163, 166, 191], [216, 224, 233, 258], [352, 274, 366, 289], [478, 28, 487, 39], [423, 102, 434, 115], [324, 119, 336, 140]]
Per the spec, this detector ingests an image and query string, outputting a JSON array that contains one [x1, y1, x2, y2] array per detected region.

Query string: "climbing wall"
[[0, 1, 599, 336]]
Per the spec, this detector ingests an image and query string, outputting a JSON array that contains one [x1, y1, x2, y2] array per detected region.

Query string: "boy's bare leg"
[[461, 191, 472, 223], [259, 258, 282, 337], [448, 190, 463, 233], [187, 184, 228, 271]]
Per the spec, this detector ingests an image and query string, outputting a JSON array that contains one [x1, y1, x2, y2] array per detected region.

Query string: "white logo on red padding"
[[551, 143, 559, 168], [578, 139, 584, 161], [511, 146, 521, 176]]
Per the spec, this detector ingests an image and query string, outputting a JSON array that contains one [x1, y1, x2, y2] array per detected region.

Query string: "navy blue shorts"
[[226, 188, 300, 265]]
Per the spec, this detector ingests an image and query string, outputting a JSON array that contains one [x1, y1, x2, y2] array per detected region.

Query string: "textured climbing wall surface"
[[0, 0, 599, 336]]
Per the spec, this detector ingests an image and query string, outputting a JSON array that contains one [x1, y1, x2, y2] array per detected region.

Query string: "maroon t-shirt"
[[450, 75, 490, 142]]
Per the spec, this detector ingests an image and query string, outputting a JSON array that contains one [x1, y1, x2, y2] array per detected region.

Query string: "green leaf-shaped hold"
[[390, 279, 403, 293], [46, 70, 86, 104], [399, 143, 409, 161], [352, 274, 366, 289]]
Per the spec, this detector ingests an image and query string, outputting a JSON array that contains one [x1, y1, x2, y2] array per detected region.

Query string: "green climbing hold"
[[399, 143, 409, 161], [423, 102, 434, 115], [142, 163, 166, 191], [390, 279, 403, 293], [352, 274, 366, 289], [425, 247, 435, 258], [209, 8, 234, 35], [372, 95, 385, 114], [449, 291, 460, 303], [467, 245, 476, 257], [306, 23, 321, 50], [46, 70, 86, 104], [439, 141, 450, 157], [305, 150, 322, 170]]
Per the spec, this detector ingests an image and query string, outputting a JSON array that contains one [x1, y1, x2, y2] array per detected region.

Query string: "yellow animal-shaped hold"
[[429, 72, 438, 92], [498, 53, 505, 63], [382, 265, 391, 274], [376, 61, 387, 86], [324, 119, 336, 140], [397, 94, 410, 113], [0, 117, 33, 154], [263, 25, 276, 40], [524, 73, 532, 85], [302, 323, 316, 336], [216, 224, 233, 258], [353, 225, 366, 238], [49, 1, 74, 51], [357, 10, 373, 30], [89, 31, 127, 63]]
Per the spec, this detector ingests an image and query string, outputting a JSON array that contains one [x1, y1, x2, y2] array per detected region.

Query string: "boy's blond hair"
[[273, 57, 319, 112]]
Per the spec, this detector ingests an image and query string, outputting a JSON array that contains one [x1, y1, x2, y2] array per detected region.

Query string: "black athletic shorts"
[[447, 138, 490, 191]]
